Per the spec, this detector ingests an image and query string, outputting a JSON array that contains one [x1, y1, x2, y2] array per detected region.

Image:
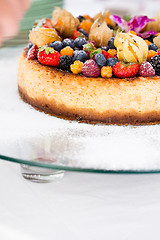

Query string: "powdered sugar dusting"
[[1, 46, 160, 171]]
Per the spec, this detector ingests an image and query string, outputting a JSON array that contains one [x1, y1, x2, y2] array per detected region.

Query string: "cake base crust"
[[18, 50, 160, 125]]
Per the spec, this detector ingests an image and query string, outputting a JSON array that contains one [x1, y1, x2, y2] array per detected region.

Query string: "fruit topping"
[[153, 34, 160, 48], [62, 38, 75, 49], [37, 46, 61, 66], [78, 19, 93, 34], [73, 50, 88, 62], [106, 57, 119, 67], [139, 61, 155, 77], [74, 37, 87, 49], [107, 49, 117, 57], [28, 42, 33, 49], [49, 41, 63, 52], [82, 59, 100, 77], [112, 62, 140, 78], [52, 7, 80, 38], [107, 37, 116, 49], [95, 53, 106, 67], [70, 60, 83, 74], [114, 32, 148, 64], [27, 45, 38, 60], [89, 19, 112, 47], [73, 30, 85, 40], [29, 27, 61, 48], [101, 66, 113, 78], [147, 50, 157, 61], [59, 55, 73, 71], [150, 55, 160, 75], [60, 46, 74, 56], [102, 50, 113, 60], [78, 29, 88, 38], [148, 43, 158, 51]]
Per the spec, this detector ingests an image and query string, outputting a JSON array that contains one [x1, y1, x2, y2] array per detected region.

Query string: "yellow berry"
[[145, 39, 152, 46], [107, 49, 117, 57], [147, 50, 157, 61], [79, 19, 93, 33], [101, 66, 112, 78], [60, 46, 74, 56], [70, 60, 83, 74]]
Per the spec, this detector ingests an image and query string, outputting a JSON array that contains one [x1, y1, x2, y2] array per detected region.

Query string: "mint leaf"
[[90, 48, 102, 58]]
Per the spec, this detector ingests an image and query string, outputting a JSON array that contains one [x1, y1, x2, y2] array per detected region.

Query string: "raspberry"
[[150, 55, 160, 75], [59, 55, 73, 71], [139, 61, 155, 77], [82, 59, 100, 77], [27, 45, 38, 60], [101, 66, 112, 78], [70, 60, 83, 74], [60, 46, 74, 56]]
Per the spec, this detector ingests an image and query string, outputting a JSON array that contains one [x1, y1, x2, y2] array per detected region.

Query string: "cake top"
[[26, 7, 160, 79]]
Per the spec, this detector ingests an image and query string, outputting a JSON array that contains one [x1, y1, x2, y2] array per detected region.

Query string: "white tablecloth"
[[1, 160, 160, 240]]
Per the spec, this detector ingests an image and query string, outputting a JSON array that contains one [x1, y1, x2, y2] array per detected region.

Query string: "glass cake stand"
[[1, 46, 160, 182]]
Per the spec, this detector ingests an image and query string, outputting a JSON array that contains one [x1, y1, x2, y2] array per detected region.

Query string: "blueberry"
[[74, 37, 87, 49], [148, 43, 158, 51], [147, 35, 156, 43], [28, 42, 33, 49], [73, 50, 88, 62], [78, 29, 88, 37], [62, 38, 75, 49], [95, 53, 106, 67], [107, 25, 114, 30], [106, 58, 119, 67], [77, 15, 86, 22], [49, 41, 63, 52], [107, 37, 116, 49]]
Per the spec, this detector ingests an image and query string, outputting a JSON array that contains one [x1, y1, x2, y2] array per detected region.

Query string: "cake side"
[[18, 51, 160, 124]]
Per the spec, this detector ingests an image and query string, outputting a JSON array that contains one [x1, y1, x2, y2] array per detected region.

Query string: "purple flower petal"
[[128, 16, 155, 33], [110, 15, 128, 31], [138, 30, 157, 39]]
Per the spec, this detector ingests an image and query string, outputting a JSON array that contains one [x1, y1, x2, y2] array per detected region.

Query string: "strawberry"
[[73, 30, 85, 40], [102, 50, 113, 60], [37, 46, 61, 66], [83, 42, 96, 58], [42, 18, 53, 28], [113, 62, 140, 78], [27, 45, 38, 60], [157, 49, 160, 55]]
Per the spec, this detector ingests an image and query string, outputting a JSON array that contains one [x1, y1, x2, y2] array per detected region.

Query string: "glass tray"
[[1, 46, 160, 180]]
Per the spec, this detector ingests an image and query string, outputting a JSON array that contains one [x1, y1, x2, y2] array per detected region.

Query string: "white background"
[[1, 161, 160, 240]]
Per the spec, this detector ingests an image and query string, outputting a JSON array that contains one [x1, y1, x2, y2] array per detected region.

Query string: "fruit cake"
[[18, 8, 160, 124]]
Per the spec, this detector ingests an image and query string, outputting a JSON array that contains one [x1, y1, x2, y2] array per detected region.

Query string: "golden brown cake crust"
[[18, 50, 160, 125]]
